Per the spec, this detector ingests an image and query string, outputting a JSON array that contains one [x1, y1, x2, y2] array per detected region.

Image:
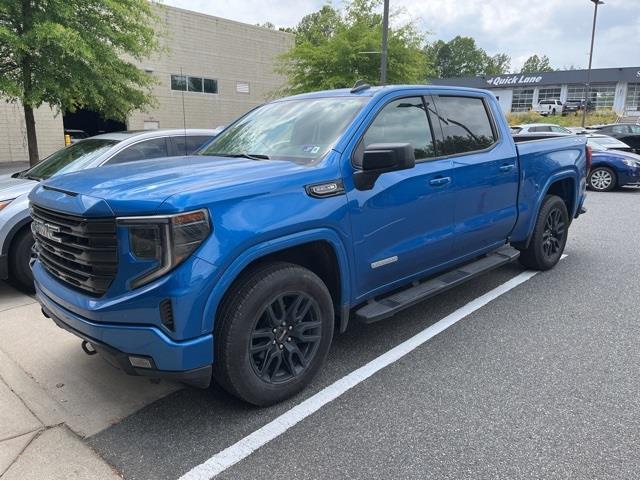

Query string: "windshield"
[[590, 136, 624, 147], [21, 139, 118, 181], [200, 97, 368, 164], [587, 139, 607, 152]]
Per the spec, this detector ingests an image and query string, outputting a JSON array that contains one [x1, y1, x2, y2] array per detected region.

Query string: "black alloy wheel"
[[249, 292, 322, 384]]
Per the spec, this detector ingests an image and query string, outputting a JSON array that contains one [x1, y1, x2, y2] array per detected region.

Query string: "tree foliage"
[[425, 36, 511, 78], [277, 0, 429, 94], [520, 54, 554, 73], [0, 0, 160, 164]]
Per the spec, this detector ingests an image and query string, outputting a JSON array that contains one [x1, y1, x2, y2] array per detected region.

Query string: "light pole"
[[582, 0, 604, 127], [380, 0, 390, 85]]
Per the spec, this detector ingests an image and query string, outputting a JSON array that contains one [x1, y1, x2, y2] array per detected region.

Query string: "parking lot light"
[[582, 0, 604, 127]]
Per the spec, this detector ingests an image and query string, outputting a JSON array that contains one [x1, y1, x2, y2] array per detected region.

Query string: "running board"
[[355, 245, 520, 324]]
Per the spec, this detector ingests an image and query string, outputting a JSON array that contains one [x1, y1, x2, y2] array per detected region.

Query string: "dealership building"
[[0, 5, 293, 165], [430, 66, 640, 116]]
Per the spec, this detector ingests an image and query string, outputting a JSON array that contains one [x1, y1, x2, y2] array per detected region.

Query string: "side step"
[[355, 245, 520, 324]]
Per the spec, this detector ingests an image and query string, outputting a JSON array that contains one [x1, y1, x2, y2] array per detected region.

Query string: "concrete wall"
[[127, 5, 294, 130], [0, 101, 64, 165]]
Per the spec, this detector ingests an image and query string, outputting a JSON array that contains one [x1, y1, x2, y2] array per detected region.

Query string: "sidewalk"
[[0, 281, 181, 479]]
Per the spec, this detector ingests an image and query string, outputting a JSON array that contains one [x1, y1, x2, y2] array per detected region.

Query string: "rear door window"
[[172, 135, 215, 155], [107, 137, 170, 164], [432, 96, 497, 155]]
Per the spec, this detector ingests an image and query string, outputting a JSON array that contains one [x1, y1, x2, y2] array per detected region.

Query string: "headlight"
[[622, 158, 640, 168], [118, 209, 211, 289], [0, 198, 15, 211]]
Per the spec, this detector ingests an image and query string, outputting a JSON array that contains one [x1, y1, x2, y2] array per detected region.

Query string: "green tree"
[[0, 0, 160, 166], [277, 0, 429, 94], [425, 36, 510, 78], [520, 54, 554, 73]]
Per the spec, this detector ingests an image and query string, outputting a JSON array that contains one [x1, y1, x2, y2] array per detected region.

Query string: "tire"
[[517, 195, 569, 271], [588, 167, 617, 192], [551, 108, 556, 116], [9, 226, 35, 292], [213, 262, 334, 406]]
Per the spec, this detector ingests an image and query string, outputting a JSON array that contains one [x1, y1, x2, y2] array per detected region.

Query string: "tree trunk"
[[23, 104, 39, 166]]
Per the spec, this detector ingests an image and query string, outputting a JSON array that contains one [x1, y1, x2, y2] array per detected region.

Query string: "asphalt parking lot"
[[2, 187, 640, 479]]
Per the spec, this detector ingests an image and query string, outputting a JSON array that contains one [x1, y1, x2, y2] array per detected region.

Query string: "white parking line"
[[179, 267, 546, 480]]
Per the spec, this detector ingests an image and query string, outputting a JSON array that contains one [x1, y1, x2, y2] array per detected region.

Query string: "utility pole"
[[582, 0, 603, 127], [380, 0, 389, 86]]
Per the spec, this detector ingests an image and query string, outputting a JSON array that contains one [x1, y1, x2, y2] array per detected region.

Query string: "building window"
[[567, 84, 586, 101], [511, 88, 534, 112], [588, 83, 616, 110], [204, 78, 218, 94], [171, 74, 218, 94], [626, 83, 640, 112], [170, 75, 187, 91], [537, 86, 561, 102], [188, 76, 203, 92]]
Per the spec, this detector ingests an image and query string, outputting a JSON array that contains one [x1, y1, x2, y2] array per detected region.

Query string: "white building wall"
[[0, 101, 64, 165], [127, 5, 294, 130]]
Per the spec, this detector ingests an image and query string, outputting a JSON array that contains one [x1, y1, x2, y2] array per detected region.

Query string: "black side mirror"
[[354, 143, 415, 190]]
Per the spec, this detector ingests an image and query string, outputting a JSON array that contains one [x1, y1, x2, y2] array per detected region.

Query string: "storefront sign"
[[486, 75, 544, 87]]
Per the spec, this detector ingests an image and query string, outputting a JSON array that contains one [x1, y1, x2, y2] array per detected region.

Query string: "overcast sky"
[[162, 0, 639, 72]]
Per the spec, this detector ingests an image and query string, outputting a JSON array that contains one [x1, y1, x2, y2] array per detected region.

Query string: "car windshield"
[[199, 97, 368, 164], [19, 139, 118, 181], [591, 136, 624, 146], [586, 139, 607, 152]]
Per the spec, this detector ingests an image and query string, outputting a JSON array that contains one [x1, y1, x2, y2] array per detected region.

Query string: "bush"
[[506, 109, 617, 127]]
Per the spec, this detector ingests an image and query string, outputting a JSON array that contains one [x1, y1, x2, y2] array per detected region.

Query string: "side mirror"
[[354, 143, 415, 190]]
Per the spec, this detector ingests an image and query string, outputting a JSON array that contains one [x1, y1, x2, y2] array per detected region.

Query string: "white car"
[[533, 99, 563, 116], [511, 123, 573, 135]]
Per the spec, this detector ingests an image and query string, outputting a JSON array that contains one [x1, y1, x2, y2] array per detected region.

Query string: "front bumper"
[[36, 281, 213, 388]]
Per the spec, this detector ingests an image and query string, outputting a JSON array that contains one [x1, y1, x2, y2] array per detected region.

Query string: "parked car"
[[510, 123, 573, 135], [586, 133, 633, 152], [587, 142, 640, 191], [562, 100, 593, 115], [29, 85, 588, 405], [533, 99, 563, 116], [589, 123, 640, 153], [0, 129, 218, 290]]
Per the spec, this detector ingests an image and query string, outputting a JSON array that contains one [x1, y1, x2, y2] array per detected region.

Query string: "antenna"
[[180, 67, 187, 155]]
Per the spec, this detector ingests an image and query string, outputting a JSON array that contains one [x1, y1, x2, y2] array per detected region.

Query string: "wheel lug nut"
[[279, 344, 284, 350], [272, 340, 276, 344], [281, 322, 286, 327], [287, 337, 292, 342], [288, 325, 293, 330], [272, 328, 277, 333]]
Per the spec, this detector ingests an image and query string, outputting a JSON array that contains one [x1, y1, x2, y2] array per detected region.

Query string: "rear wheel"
[[213, 262, 334, 406], [517, 195, 568, 271], [9, 226, 35, 292], [588, 167, 616, 192]]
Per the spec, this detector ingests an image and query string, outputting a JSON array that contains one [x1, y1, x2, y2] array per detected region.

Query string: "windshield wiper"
[[214, 153, 270, 161]]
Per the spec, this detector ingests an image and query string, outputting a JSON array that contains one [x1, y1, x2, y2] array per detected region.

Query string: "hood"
[[594, 149, 640, 162], [33, 156, 317, 216], [0, 174, 38, 201]]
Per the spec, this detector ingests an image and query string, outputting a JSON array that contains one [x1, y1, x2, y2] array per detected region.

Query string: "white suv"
[[533, 99, 563, 116]]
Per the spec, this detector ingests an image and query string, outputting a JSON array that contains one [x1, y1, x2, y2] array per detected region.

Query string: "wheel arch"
[[201, 229, 352, 336], [1, 216, 32, 257]]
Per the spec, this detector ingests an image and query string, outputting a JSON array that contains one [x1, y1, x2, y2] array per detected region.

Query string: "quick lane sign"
[[486, 75, 543, 87]]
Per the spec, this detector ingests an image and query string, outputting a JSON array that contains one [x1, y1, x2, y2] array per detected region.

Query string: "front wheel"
[[588, 167, 617, 192], [213, 262, 334, 406], [9, 227, 35, 292], [517, 195, 568, 271]]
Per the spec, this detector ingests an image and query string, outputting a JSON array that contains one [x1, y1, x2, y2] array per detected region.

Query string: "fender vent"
[[160, 299, 174, 331]]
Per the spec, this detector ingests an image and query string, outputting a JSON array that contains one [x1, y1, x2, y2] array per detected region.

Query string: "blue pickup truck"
[[29, 85, 589, 405]]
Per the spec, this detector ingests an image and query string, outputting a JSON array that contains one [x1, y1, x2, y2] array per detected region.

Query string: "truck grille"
[[31, 205, 118, 296]]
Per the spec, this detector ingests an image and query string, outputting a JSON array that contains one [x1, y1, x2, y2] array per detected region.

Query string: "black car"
[[562, 99, 593, 115], [591, 123, 640, 153]]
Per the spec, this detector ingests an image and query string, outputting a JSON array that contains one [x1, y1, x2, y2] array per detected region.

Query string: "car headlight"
[[622, 159, 640, 168], [118, 209, 211, 289], [0, 198, 15, 212]]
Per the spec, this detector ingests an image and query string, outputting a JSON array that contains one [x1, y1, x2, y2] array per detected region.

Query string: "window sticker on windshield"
[[302, 145, 320, 154]]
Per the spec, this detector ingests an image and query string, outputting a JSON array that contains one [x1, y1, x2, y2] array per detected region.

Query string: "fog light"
[[129, 356, 153, 369]]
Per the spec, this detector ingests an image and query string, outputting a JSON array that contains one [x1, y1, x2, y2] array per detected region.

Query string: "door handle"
[[499, 164, 515, 172], [429, 176, 451, 187]]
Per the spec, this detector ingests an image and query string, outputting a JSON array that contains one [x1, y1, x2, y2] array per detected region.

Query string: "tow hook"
[[81, 340, 97, 356]]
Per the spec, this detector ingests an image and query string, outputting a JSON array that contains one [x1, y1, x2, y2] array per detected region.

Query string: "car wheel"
[[517, 195, 568, 271], [9, 226, 35, 292], [213, 262, 334, 406], [588, 167, 617, 192]]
